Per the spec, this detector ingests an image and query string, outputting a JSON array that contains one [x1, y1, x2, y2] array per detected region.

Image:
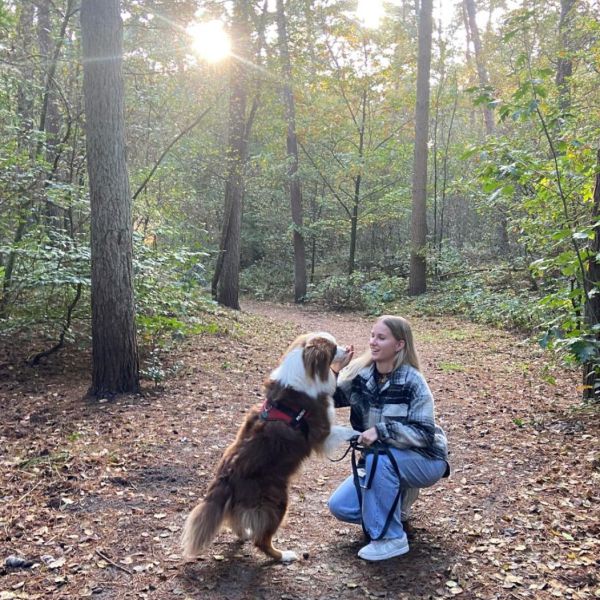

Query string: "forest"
[[0, 0, 598, 396], [0, 1, 599, 599]]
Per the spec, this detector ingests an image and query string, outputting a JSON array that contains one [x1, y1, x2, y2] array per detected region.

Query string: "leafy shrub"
[[0, 226, 91, 340], [240, 259, 294, 302], [306, 272, 404, 313], [384, 263, 546, 334], [133, 233, 223, 379]]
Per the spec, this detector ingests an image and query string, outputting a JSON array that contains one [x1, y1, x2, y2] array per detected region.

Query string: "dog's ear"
[[303, 337, 336, 382], [281, 333, 310, 359]]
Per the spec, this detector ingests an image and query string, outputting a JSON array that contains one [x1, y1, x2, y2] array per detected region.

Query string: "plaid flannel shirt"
[[334, 363, 449, 462]]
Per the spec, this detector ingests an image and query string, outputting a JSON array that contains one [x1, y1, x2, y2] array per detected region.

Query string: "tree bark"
[[409, 0, 433, 296], [81, 0, 139, 396], [16, 2, 35, 143], [464, 0, 494, 136], [583, 147, 600, 401], [464, 0, 510, 253], [212, 1, 252, 309], [556, 0, 576, 113], [349, 88, 367, 275], [37, 0, 61, 162], [276, 0, 307, 302]]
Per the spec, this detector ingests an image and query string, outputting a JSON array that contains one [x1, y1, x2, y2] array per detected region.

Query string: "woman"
[[329, 315, 449, 561]]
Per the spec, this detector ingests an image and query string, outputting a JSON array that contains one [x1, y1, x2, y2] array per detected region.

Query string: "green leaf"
[[569, 339, 599, 363]]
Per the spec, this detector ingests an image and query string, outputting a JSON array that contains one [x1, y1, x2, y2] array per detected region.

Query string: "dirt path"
[[1, 301, 598, 599]]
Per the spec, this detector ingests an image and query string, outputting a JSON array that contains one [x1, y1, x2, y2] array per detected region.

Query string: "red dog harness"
[[259, 399, 309, 438]]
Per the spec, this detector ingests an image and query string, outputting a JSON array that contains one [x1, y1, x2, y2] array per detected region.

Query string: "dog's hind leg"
[[255, 532, 298, 562], [252, 502, 298, 562], [231, 521, 252, 542]]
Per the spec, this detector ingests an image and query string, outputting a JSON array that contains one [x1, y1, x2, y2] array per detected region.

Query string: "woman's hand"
[[331, 344, 354, 374], [358, 427, 378, 447]]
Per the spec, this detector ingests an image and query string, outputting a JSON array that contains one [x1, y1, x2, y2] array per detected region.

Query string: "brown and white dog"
[[181, 332, 356, 562]]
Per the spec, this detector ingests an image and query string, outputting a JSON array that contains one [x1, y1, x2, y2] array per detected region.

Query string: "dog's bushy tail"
[[181, 481, 231, 558]]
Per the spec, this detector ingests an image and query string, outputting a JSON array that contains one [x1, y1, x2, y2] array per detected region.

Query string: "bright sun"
[[187, 20, 231, 63], [356, 0, 385, 28]]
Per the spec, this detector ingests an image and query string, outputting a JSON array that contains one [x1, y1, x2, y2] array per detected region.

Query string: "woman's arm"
[[332, 377, 352, 407]]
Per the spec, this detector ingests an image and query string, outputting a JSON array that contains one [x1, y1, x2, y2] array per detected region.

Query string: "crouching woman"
[[329, 315, 450, 561]]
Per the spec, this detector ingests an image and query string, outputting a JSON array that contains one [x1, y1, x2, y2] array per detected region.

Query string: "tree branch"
[[132, 105, 214, 201], [298, 139, 352, 217]]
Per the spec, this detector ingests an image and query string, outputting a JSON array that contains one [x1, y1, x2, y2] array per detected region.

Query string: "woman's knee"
[[328, 488, 361, 523], [328, 495, 344, 520]]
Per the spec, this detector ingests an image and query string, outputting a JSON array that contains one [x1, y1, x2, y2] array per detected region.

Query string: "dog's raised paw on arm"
[[323, 425, 362, 457]]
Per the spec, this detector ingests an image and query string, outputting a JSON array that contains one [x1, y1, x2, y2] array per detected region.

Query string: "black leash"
[[327, 436, 361, 463], [338, 435, 403, 541]]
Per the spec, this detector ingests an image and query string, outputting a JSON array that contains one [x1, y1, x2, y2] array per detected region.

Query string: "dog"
[[181, 331, 356, 562]]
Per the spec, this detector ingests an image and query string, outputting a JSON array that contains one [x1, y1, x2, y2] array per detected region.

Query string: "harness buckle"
[[293, 409, 306, 423]]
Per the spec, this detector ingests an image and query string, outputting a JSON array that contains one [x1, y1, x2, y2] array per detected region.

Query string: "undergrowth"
[[303, 265, 545, 334]]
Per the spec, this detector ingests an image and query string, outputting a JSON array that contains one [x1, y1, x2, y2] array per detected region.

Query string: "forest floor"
[[0, 300, 599, 600]]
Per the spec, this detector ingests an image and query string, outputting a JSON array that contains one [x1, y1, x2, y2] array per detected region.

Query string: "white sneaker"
[[357, 535, 410, 561]]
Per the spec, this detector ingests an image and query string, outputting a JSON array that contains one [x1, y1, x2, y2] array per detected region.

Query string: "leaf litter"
[[0, 300, 598, 599]]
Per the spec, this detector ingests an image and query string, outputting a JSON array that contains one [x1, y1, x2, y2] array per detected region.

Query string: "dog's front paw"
[[280, 550, 298, 562], [322, 426, 362, 456]]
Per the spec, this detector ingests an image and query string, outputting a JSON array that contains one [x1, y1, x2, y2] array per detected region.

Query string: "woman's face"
[[369, 320, 404, 366]]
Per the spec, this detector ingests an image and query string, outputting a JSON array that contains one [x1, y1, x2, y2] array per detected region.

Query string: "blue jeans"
[[328, 447, 447, 540]]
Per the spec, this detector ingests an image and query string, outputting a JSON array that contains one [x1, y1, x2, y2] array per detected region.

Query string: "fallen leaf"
[[47, 557, 65, 570]]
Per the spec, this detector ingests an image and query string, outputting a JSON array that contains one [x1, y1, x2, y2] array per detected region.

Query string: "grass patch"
[[438, 361, 466, 373]]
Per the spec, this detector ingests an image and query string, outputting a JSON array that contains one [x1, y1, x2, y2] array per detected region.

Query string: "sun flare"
[[187, 20, 231, 63], [356, 0, 385, 28]]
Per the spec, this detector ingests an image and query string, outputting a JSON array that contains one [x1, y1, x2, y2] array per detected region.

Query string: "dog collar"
[[259, 399, 309, 438]]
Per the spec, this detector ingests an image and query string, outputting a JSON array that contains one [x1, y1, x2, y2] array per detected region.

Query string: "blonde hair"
[[339, 315, 421, 382]]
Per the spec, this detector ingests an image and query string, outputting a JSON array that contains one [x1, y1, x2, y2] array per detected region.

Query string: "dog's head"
[[270, 332, 349, 397], [298, 332, 347, 382]]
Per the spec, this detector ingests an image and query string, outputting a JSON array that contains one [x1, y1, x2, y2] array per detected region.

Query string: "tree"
[[464, 0, 510, 255], [81, 0, 139, 396], [464, 0, 494, 136], [212, 1, 253, 310], [408, 0, 433, 296], [555, 0, 576, 113], [583, 147, 600, 400], [276, 0, 307, 302]]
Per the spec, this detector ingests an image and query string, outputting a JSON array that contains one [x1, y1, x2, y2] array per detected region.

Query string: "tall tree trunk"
[[464, 0, 509, 253], [16, 2, 35, 144], [276, 0, 307, 302], [461, 0, 476, 129], [37, 0, 61, 163], [432, 19, 445, 259], [349, 88, 367, 275], [583, 148, 600, 401], [38, 0, 71, 227], [212, 1, 251, 309], [464, 0, 494, 136], [556, 0, 575, 114], [81, 0, 139, 397], [409, 0, 433, 296]]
